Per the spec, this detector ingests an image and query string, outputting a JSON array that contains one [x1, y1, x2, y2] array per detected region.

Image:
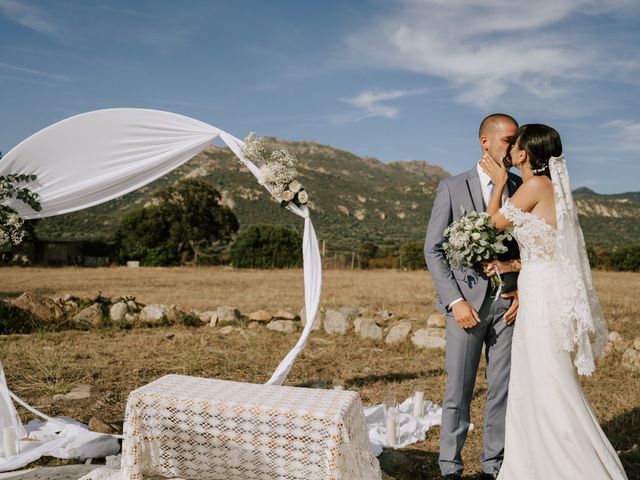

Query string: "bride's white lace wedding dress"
[[496, 197, 628, 479]]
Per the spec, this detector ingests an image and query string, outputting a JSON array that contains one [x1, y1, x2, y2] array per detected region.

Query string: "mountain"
[[34, 139, 640, 252]]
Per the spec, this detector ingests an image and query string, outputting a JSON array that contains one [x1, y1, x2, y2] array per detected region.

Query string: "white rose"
[[282, 190, 294, 202], [297, 190, 309, 204], [288, 180, 301, 193]]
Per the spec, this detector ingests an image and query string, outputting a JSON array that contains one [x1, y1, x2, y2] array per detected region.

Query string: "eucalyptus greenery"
[[0, 153, 41, 248]]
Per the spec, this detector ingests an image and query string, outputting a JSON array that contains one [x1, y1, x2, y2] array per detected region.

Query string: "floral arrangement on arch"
[[241, 133, 309, 208], [0, 154, 41, 248]]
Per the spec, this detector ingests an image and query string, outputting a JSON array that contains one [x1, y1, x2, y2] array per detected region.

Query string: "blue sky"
[[1, 0, 639, 194]]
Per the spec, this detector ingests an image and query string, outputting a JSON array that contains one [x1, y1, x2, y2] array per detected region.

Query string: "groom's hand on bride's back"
[[451, 300, 481, 329]]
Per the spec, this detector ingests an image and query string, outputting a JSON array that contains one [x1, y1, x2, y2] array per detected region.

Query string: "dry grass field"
[[0, 267, 638, 479]]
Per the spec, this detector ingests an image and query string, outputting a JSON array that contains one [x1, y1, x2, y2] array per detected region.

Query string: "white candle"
[[3, 426, 16, 457], [412, 390, 425, 417], [386, 407, 398, 447]]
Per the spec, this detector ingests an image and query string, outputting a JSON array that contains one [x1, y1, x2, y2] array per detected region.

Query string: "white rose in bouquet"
[[282, 190, 295, 202], [288, 180, 301, 193], [297, 190, 309, 204]]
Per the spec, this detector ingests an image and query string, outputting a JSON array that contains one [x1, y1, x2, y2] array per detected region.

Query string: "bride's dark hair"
[[505, 124, 562, 178]]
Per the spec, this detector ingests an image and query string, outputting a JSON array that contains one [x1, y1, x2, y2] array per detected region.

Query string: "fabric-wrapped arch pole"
[[0, 108, 321, 386]]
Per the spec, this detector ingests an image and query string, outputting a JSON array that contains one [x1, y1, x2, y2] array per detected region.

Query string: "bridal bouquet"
[[0, 172, 41, 248], [443, 208, 512, 289], [241, 133, 309, 208]]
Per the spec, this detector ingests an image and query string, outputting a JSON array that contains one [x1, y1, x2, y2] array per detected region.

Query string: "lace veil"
[[549, 155, 608, 375]]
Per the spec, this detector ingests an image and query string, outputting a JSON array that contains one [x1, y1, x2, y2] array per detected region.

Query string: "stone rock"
[[218, 325, 239, 336], [411, 328, 447, 349], [127, 300, 139, 311], [63, 293, 77, 302], [53, 384, 91, 401], [426, 312, 446, 328], [385, 321, 413, 345], [324, 309, 351, 335], [140, 304, 169, 324], [13, 292, 64, 323], [109, 302, 129, 323], [217, 306, 242, 325], [209, 315, 219, 327], [218, 325, 255, 339], [166, 305, 185, 324], [359, 318, 383, 341], [73, 304, 104, 328], [337, 306, 363, 319], [621, 348, 640, 372], [124, 313, 139, 323], [608, 331, 626, 352], [198, 310, 217, 324], [634, 337, 640, 351], [353, 317, 363, 334], [266, 320, 298, 333], [88, 417, 114, 434], [378, 309, 395, 320], [299, 307, 321, 331], [249, 310, 273, 322], [274, 309, 296, 320], [248, 321, 263, 330]]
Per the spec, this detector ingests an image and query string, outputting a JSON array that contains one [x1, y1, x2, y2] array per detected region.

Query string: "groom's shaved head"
[[479, 113, 518, 138]]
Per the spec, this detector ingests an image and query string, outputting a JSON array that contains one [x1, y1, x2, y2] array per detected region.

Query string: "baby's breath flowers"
[[242, 133, 310, 208]]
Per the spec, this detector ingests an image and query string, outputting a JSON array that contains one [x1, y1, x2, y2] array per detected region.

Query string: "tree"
[[397, 241, 427, 270], [231, 225, 302, 268], [610, 243, 640, 272], [116, 179, 238, 266]]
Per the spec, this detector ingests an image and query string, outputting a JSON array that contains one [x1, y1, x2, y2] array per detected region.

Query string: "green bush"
[[231, 225, 303, 268], [610, 243, 640, 272], [396, 241, 427, 270], [0, 300, 41, 334]]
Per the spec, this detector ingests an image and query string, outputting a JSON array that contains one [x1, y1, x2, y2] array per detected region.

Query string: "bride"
[[479, 124, 628, 479]]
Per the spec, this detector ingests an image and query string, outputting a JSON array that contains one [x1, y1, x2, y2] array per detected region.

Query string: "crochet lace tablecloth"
[[119, 374, 381, 480]]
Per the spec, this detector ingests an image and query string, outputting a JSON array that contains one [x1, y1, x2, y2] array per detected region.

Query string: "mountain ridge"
[[34, 138, 640, 251]]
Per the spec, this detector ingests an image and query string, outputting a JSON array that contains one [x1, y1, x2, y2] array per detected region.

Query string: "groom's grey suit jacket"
[[425, 166, 522, 313]]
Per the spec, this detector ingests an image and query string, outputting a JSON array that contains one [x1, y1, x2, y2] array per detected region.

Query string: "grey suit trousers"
[[439, 293, 514, 476]]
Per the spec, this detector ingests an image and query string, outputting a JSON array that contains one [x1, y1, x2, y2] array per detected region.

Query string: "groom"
[[424, 113, 521, 479]]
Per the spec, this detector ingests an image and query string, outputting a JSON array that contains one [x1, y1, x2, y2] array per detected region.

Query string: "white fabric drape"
[[0, 108, 322, 469]]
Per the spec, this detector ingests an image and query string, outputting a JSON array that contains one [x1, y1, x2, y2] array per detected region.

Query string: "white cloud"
[[0, 0, 58, 36], [333, 88, 426, 124], [344, 0, 638, 108], [604, 120, 640, 153], [0, 62, 69, 82]]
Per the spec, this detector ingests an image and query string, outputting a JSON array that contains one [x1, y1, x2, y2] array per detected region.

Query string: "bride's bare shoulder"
[[522, 175, 553, 191]]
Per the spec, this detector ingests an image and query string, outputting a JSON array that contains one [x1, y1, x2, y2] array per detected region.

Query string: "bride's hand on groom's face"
[[480, 154, 508, 186]]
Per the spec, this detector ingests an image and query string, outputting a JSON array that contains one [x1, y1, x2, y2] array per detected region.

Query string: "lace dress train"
[[496, 200, 627, 480]]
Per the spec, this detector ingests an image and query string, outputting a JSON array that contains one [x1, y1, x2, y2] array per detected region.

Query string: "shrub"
[[231, 225, 302, 268], [396, 241, 427, 270], [610, 243, 640, 272]]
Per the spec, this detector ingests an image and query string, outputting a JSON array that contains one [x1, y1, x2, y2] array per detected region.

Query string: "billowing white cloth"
[[363, 396, 442, 455], [0, 109, 322, 471], [0, 108, 320, 387]]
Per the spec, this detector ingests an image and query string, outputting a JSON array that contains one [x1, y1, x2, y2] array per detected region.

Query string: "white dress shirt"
[[449, 161, 508, 310]]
